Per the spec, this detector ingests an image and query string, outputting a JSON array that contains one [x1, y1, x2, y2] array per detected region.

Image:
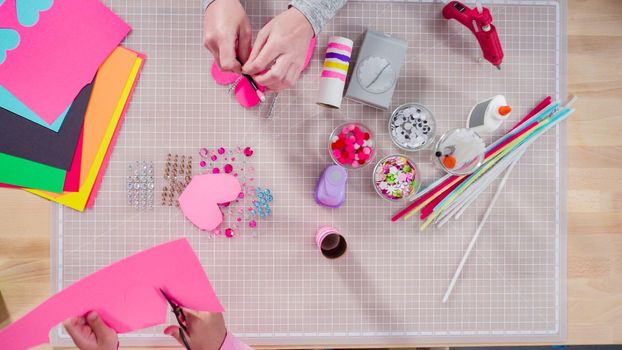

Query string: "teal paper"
[[16, 0, 54, 27], [0, 85, 70, 132], [0, 28, 19, 64]]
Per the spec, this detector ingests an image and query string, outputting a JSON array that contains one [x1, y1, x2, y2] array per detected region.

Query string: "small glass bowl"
[[329, 122, 376, 169], [372, 154, 421, 202], [389, 103, 436, 152], [433, 128, 485, 175]]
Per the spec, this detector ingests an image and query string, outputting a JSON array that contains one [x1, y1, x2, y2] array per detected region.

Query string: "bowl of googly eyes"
[[388, 103, 436, 152]]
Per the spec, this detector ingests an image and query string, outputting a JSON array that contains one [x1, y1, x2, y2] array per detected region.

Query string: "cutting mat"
[[51, 0, 567, 346]]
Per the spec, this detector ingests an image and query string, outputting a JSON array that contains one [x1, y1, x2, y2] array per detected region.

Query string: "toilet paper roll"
[[316, 226, 347, 259], [317, 36, 354, 109]]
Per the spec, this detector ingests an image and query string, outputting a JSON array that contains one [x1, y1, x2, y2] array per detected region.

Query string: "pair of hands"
[[204, 0, 314, 91], [64, 309, 226, 350]]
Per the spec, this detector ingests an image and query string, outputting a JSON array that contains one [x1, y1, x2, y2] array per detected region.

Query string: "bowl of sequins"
[[329, 122, 375, 169], [388, 103, 436, 151], [372, 154, 420, 201]]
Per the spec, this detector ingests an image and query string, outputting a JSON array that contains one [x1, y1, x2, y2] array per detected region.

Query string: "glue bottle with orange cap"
[[467, 95, 512, 135]]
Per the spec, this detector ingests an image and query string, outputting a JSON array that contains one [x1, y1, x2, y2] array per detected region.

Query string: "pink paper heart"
[[234, 77, 266, 108], [210, 61, 239, 85], [178, 173, 241, 231], [210, 37, 316, 108]]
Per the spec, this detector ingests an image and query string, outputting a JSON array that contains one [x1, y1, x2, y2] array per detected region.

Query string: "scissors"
[[160, 289, 192, 350]]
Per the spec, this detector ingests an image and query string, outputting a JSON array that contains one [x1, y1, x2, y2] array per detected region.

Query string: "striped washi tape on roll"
[[321, 39, 353, 81], [317, 36, 354, 109]]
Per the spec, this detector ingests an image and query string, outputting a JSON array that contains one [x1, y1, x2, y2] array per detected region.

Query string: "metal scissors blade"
[[160, 289, 192, 350]]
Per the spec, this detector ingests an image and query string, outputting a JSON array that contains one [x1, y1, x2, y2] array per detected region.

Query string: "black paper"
[[0, 83, 93, 170]]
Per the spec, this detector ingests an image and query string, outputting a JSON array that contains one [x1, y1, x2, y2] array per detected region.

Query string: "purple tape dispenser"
[[314, 165, 347, 208]]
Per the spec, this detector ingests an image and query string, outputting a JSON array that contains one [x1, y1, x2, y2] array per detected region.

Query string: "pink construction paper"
[[0, 0, 131, 124], [0, 238, 223, 350], [85, 52, 145, 209], [178, 174, 242, 231]]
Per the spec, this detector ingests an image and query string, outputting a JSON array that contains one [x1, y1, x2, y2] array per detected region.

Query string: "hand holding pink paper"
[[178, 174, 242, 231], [211, 38, 315, 108], [0, 239, 223, 350]]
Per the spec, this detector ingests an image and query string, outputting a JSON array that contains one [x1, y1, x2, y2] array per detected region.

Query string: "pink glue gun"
[[442, 0, 504, 69]]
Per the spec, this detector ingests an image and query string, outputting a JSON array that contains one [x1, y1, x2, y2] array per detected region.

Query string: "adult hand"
[[63, 311, 119, 350], [164, 309, 227, 350], [203, 0, 252, 73], [242, 7, 314, 91]]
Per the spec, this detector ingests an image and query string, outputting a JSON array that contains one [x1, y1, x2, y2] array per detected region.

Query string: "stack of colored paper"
[[0, 0, 145, 211]]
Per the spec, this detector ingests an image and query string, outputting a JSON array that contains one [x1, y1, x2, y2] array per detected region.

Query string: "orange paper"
[[27, 47, 144, 211]]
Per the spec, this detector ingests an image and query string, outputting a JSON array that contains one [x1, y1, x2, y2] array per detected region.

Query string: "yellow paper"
[[27, 55, 143, 211]]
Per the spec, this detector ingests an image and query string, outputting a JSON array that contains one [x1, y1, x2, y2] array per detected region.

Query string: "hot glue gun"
[[442, 0, 504, 69]]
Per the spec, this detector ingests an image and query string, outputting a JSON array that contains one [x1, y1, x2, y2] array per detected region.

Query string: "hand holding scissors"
[[161, 289, 228, 350]]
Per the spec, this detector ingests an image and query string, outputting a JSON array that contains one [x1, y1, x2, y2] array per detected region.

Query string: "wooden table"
[[1, 0, 621, 348]]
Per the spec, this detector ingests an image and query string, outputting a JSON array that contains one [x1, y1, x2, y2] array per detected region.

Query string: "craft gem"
[[225, 228, 234, 238], [127, 161, 155, 209]]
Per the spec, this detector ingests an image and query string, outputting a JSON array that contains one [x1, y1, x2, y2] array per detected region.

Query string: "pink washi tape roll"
[[316, 226, 347, 259], [317, 36, 354, 109]]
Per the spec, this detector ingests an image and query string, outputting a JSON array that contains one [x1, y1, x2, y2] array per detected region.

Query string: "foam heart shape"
[[210, 38, 316, 108], [234, 77, 265, 108], [210, 62, 240, 85], [16, 0, 53, 27], [0, 28, 19, 64], [178, 173, 242, 231]]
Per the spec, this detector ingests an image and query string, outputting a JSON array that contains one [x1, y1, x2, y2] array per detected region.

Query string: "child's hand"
[[63, 311, 119, 350], [203, 0, 252, 73], [242, 7, 314, 91], [164, 309, 227, 350]]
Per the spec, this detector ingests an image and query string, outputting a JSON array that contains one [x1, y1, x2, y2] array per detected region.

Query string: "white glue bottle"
[[467, 95, 512, 134]]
